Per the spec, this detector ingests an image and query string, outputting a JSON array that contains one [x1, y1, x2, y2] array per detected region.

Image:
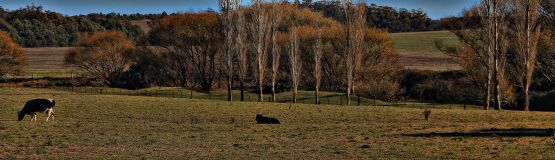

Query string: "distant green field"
[[391, 31, 460, 56], [391, 31, 462, 70], [1, 88, 555, 159]]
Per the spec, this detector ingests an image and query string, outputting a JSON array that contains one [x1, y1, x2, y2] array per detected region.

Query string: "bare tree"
[[340, 0, 366, 105], [351, 3, 367, 106], [289, 27, 302, 103], [219, 0, 241, 101], [251, 0, 272, 102], [481, 0, 495, 110], [494, 0, 510, 111], [514, 0, 542, 111], [313, 27, 323, 104], [236, 5, 249, 101], [481, 0, 509, 110], [270, 1, 283, 103]]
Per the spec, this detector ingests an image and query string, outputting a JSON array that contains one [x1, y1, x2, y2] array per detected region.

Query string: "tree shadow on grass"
[[405, 128, 555, 137]]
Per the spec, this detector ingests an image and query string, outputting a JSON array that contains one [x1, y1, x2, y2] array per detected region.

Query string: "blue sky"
[[0, 0, 480, 19]]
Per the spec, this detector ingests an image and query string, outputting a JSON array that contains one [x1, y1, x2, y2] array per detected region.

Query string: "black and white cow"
[[18, 99, 55, 122]]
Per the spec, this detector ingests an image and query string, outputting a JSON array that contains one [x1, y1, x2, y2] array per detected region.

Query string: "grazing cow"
[[18, 99, 55, 122], [256, 114, 280, 124]]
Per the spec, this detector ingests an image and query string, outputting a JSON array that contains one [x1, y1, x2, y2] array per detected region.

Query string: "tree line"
[[0, 1, 444, 49], [63, 0, 401, 104], [308, 1, 433, 32]]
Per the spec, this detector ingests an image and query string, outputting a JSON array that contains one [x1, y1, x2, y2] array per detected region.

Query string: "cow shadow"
[[405, 128, 555, 137]]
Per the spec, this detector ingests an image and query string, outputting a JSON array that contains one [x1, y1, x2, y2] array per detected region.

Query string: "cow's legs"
[[46, 109, 52, 122], [30, 113, 37, 122]]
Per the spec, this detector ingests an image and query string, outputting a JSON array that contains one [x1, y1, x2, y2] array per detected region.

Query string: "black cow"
[[256, 114, 280, 124], [18, 99, 56, 122]]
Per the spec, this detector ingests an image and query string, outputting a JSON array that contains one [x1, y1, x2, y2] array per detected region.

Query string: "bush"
[[65, 31, 135, 87]]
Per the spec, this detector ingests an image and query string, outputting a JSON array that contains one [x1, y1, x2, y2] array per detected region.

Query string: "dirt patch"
[[131, 19, 152, 33]]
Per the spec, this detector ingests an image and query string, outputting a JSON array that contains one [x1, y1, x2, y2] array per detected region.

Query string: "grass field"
[[392, 31, 460, 56], [2, 88, 555, 159]]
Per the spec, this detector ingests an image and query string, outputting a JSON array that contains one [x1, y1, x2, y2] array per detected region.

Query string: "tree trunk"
[[240, 81, 245, 101], [315, 88, 319, 105], [486, 65, 492, 110], [346, 85, 351, 105], [293, 89, 298, 103], [494, 58, 502, 110], [227, 79, 232, 101], [272, 80, 276, 102], [524, 79, 531, 111], [258, 80, 263, 102]]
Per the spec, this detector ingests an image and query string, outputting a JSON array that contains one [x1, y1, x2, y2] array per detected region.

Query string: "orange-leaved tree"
[[65, 31, 135, 87], [0, 30, 27, 77]]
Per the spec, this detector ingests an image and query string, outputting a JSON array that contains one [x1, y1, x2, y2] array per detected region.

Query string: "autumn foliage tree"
[[293, 23, 400, 102], [150, 13, 223, 93], [65, 31, 135, 87], [0, 30, 26, 77]]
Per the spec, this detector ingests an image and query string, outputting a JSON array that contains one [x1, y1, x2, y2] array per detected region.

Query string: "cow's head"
[[48, 99, 56, 108], [17, 112, 25, 121]]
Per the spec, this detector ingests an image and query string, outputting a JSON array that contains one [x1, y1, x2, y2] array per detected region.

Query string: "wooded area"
[[0, 5, 142, 47]]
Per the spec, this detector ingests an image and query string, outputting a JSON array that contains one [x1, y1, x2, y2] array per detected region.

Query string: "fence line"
[[0, 76, 477, 109]]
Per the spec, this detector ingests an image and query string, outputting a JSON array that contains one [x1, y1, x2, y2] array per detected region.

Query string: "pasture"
[[392, 31, 462, 71], [1, 88, 555, 159]]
